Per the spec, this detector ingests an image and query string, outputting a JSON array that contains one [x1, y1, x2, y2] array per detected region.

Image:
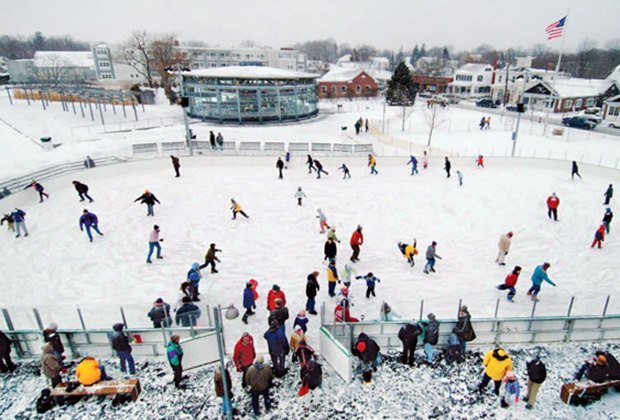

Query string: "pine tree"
[[386, 62, 416, 106], [411, 45, 420, 65], [420, 43, 427, 58]]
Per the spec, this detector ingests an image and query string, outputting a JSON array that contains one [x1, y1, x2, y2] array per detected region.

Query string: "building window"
[[321, 85, 327, 93], [356, 85, 361, 93], [341, 85, 347, 92], [565, 99, 573, 109], [99, 61, 110, 68], [331, 86, 336, 93], [477, 75, 483, 82], [586, 98, 595, 107], [365, 85, 371, 93], [499, 75, 502, 82], [575, 98, 583, 108], [609, 106, 619, 116]]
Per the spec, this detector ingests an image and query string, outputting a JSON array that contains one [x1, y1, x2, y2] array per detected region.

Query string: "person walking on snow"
[[479, 117, 486, 130], [500, 370, 520, 408], [170, 155, 181, 177], [365, 118, 369, 133], [11, 208, 28, 238], [591, 224, 606, 248], [327, 259, 340, 297], [356, 272, 380, 298], [527, 262, 556, 302], [294, 187, 306, 206], [209, 130, 216, 149], [233, 332, 255, 388], [305, 271, 320, 315], [146, 225, 163, 263], [571, 161, 581, 179], [246, 355, 273, 415], [478, 347, 513, 396], [285, 151, 290, 169], [350, 225, 364, 262], [422, 150, 429, 169], [477, 155, 485, 168], [423, 241, 442, 274], [72, 181, 94, 202], [0, 213, 15, 232], [457, 170, 463, 186], [134, 190, 160, 216], [200, 243, 221, 273], [230, 198, 249, 219], [497, 266, 521, 302], [306, 154, 315, 173], [444, 157, 451, 178], [276, 157, 285, 179], [602, 208, 613, 234], [524, 356, 546, 410], [324, 237, 337, 261], [216, 132, 224, 150], [263, 319, 289, 377], [79, 209, 104, 242], [604, 184, 613, 205], [316, 209, 330, 233], [242, 282, 256, 324], [485, 116, 491, 130], [267, 284, 287, 312], [314, 159, 328, 178], [26, 180, 49, 203], [187, 263, 202, 301], [407, 155, 419, 175], [338, 163, 351, 179], [546, 193, 560, 221], [368, 154, 378, 175], [496, 231, 513, 265]]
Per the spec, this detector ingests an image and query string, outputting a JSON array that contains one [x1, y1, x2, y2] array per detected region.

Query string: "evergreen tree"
[[386, 62, 416, 106], [420, 43, 427, 58], [442, 47, 450, 61], [411, 45, 420, 64], [395, 47, 404, 65]]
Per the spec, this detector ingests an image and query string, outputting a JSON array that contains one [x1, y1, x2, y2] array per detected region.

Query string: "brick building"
[[411, 75, 453, 94], [318, 68, 378, 99]]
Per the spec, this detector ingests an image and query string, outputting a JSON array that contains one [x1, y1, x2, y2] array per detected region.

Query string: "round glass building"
[[182, 66, 319, 124]]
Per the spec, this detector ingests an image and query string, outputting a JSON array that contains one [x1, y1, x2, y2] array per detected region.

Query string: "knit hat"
[[460, 305, 468, 312], [505, 370, 516, 380], [597, 355, 608, 365], [356, 342, 366, 352], [507, 231, 513, 237], [155, 297, 164, 303], [256, 355, 264, 364], [432, 241, 437, 246], [294, 325, 303, 333], [428, 313, 436, 321], [48, 322, 58, 330], [272, 284, 280, 291]]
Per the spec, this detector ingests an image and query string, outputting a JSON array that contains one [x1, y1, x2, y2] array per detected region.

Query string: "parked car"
[[583, 107, 601, 115], [476, 98, 497, 108], [506, 104, 527, 113], [609, 122, 620, 129], [418, 92, 432, 99], [562, 116, 597, 130]]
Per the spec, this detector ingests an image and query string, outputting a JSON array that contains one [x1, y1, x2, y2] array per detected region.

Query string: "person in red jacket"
[[233, 332, 256, 388], [497, 266, 521, 302], [266, 284, 286, 312], [591, 224, 606, 248], [334, 293, 359, 323], [350, 225, 364, 263], [546, 193, 560, 221], [476, 155, 484, 168]]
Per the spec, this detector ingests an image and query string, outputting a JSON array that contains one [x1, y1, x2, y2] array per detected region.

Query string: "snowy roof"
[[319, 68, 374, 83], [184, 66, 317, 79], [607, 64, 620, 84], [34, 51, 94, 68], [370, 69, 393, 81], [552, 78, 611, 98], [456, 63, 493, 74]]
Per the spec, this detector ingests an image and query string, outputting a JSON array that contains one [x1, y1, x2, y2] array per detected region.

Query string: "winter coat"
[[148, 229, 160, 242], [314, 160, 323, 170], [426, 245, 441, 260], [0, 214, 14, 225], [171, 156, 180, 168], [187, 266, 201, 288], [43, 329, 64, 354], [352, 333, 380, 364], [294, 316, 309, 333], [341, 264, 356, 284], [546, 195, 560, 209], [324, 240, 337, 260], [205, 247, 221, 262], [76, 358, 102, 386], [483, 348, 513, 381], [422, 319, 440, 345], [596, 351, 620, 380], [73, 182, 89, 194], [327, 228, 339, 242], [30, 182, 45, 192], [276, 159, 284, 169], [407, 156, 418, 166], [444, 160, 451, 171], [167, 341, 183, 366], [306, 275, 320, 298], [233, 336, 255, 371], [454, 310, 476, 342], [605, 186, 614, 198], [176, 302, 201, 327], [290, 330, 306, 351], [301, 361, 323, 390], [293, 342, 315, 365], [603, 211, 613, 224], [526, 359, 547, 384], [41, 343, 61, 379], [327, 264, 339, 283], [498, 234, 512, 253], [79, 212, 98, 228], [268, 306, 290, 327], [246, 362, 272, 392], [243, 287, 255, 309], [316, 209, 327, 222], [11, 209, 26, 223], [357, 274, 380, 288], [111, 324, 132, 352], [504, 273, 519, 287], [231, 201, 242, 212], [295, 190, 306, 199], [148, 302, 172, 328], [267, 290, 287, 312], [398, 323, 422, 346], [334, 302, 358, 323], [368, 155, 377, 167], [531, 265, 555, 287], [350, 229, 364, 246], [216, 134, 224, 145], [0, 331, 12, 354], [264, 325, 289, 356], [503, 378, 520, 401], [572, 161, 578, 173], [134, 192, 160, 206], [214, 367, 233, 398], [594, 224, 606, 241]]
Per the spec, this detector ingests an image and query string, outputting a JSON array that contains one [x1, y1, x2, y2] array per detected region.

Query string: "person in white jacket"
[[496, 232, 513, 266], [295, 187, 306, 206], [316, 208, 329, 233], [341, 263, 357, 287]]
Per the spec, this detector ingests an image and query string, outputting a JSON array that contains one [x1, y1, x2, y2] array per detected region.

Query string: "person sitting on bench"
[[76, 357, 110, 386], [575, 354, 610, 383]]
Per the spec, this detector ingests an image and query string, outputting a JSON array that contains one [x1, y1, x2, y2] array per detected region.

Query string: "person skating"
[[264, 319, 289, 377], [478, 347, 513, 396], [602, 208, 613, 234], [407, 155, 419, 175], [421, 313, 440, 364], [591, 223, 606, 248], [295, 187, 306, 206], [214, 362, 235, 416], [167, 335, 185, 389], [0, 331, 16, 373], [496, 231, 513, 266], [423, 241, 442, 274], [216, 132, 224, 150], [456, 170, 463, 186], [350, 225, 364, 262], [314, 159, 328, 178], [500, 370, 520, 408], [485, 116, 492, 130], [242, 282, 256, 324], [246, 355, 272, 415], [477, 155, 484, 168], [0, 213, 15, 232], [146, 225, 163, 263], [497, 266, 521, 302], [341, 262, 357, 287], [300, 271, 319, 316], [316, 208, 330, 233], [72, 181, 94, 202], [338, 163, 351, 179], [233, 332, 255, 388], [294, 310, 309, 333], [267, 298, 289, 328], [285, 151, 290, 169], [327, 226, 340, 243], [571, 161, 581, 179], [79, 209, 104, 242], [187, 263, 202, 301], [267, 284, 287, 312], [354, 118, 361, 135], [176, 297, 201, 327], [41, 342, 62, 387], [11, 208, 28, 238], [134, 190, 160, 216], [365, 118, 369, 133], [379, 301, 399, 321], [324, 237, 337, 261], [398, 320, 423, 366], [230, 198, 249, 219], [327, 259, 340, 297], [306, 154, 315, 173], [604, 184, 613, 205], [209, 130, 216, 149], [546, 193, 560, 221], [479, 117, 486, 130], [276, 157, 284, 179], [26, 180, 49, 202], [170, 155, 181, 177], [148, 298, 172, 328], [200, 243, 221, 273], [356, 272, 380, 299], [527, 262, 556, 302], [368, 154, 378, 175], [444, 157, 451, 178], [454, 305, 475, 351], [524, 356, 546, 409], [422, 150, 428, 169], [111, 323, 135, 375]]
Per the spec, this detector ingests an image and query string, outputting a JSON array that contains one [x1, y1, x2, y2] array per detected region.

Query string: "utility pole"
[[168, 65, 194, 156]]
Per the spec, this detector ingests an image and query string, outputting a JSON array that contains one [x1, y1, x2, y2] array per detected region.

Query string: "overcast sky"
[[2, 0, 618, 52]]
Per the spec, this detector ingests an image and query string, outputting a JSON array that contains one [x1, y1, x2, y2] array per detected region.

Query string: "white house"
[[447, 63, 494, 99]]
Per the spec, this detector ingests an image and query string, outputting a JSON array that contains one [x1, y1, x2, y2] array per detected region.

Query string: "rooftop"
[[33, 51, 94, 68], [183, 65, 317, 79], [319, 68, 372, 83]]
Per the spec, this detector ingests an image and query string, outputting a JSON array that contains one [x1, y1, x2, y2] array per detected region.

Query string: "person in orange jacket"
[[76, 357, 109, 386], [350, 225, 364, 262], [546, 193, 560, 221], [497, 266, 521, 302], [591, 224, 606, 248], [266, 285, 286, 312]]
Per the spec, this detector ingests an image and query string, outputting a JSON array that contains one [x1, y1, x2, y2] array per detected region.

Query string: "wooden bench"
[[50, 379, 142, 402], [561, 380, 620, 405]]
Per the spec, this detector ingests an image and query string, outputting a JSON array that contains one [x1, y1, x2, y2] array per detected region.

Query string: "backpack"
[[36, 389, 55, 414]]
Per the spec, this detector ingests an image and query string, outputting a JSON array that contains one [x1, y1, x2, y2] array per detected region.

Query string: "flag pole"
[[543, 8, 570, 136]]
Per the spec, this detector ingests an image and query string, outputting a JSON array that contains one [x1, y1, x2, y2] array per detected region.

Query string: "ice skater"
[[602, 208, 613, 234], [295, 187, 306, 206], [316, 209, 330, 233], [314, 159, 328, 178], [407, 155, 419, 175], [276, 157, 284, 179], [527, 262, 556, 302], [170, 155, 181, 178], [591, 224, 606, 249], [496, 231, 513, 266], [231, 199, 249, 219], [306, 154, 315, 174], [12, 208, 28, 238], [368, 154, 378, 175], [147, 225, 163, 263], [546, 193, 560, 221], [423, 241, 442, 274], [134, 190, 160, 216], [457, 170, 463, 186], [571, 161, 581, 179], [200, 243, 221, 273], [479, 117, 486, 130], [338, 163, 351, 179], [285, 151, 290, 169], [604, 184, 613, 205], [350, 225, 364, 262], [485, 116, 491, 130], [356, 272, 380, 298], [477, 155, 484, 168], [216, 132, 224, 150], [398, 240, 418, 266], [26, 180, 49, 203], [444, 157, 451, 178], [497, 266, 521, 302], [79, 209, 104, 242], [422, 150, 428, 169], [1, 213, 15, 232], [72, 181, 94, 202]]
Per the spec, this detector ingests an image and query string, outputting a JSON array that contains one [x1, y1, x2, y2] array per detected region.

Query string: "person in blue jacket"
[[263, 320, 289, 377], [338, 163, 351, 179], [11, 208, 28, 238], [79, 209, 104, 242], [175, 297, 201, 327], [187, 263, 202, 302], [242, 282, 256, 324], [407, 155, 419, 175], [527, 262, 556, 302], [356, 272, 381, 299]]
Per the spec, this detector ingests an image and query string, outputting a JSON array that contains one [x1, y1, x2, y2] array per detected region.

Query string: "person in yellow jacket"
[[289, 325, 306, 352], [327, 258, 340, 297], [368, 154, 378, 175], [478, 348, 513, 395], [76, 357, 109, 386], [398, 240, 418, 267], [230, 199, 249, 220]]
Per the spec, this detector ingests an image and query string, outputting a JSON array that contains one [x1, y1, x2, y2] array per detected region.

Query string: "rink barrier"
[[319, 326, 353, 382], [161, 141, 187, 153], [132, 143, 159, 155]]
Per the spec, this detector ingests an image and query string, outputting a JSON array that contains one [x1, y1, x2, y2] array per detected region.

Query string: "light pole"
[[511, 76, 527, 157], [166, 65, 194, 156]]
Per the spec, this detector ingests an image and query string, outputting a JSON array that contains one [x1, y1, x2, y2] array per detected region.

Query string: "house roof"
[[526, 78, 614, 98], [184, 66, 317, 79], [33, 51, 94, 68], [319, 68, 375, 83], [605, 94, 620, 103], [456, 63, 492, 73]]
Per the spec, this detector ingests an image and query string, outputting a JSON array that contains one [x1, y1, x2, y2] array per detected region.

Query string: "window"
[[341, 85, 347, 92], [356, 85, 361, 93], [99, 61, 110, 68], [321, 85, 327, 93], [477, 75, 483, 82], [100, 73, 113, 79], [586, 98, 595, 107], [498, 75, 502, 82], [609, 106, 619, 116], [96, 49, 108, 56], [564, 99, 573, 109], [365, 85, 371, 93], [220, 53, 225, 57], [210, 52, 216, 57], [575, 98, 583, 108]]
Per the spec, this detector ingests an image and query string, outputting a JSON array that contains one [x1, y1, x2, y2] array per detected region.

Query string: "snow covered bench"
[[50, 379, 142, 402], [311, 143, 332, 153], [161, 141, 187, 153], [132, 143, 158, 155], [288, 142, 309, 153], [263, 142, 285, 154], [561, 380, 620, 405], [353, 144, 374, 154], [332, 143, 354, 153]]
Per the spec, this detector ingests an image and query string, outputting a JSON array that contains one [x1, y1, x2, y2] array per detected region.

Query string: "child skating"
[[497, 266, 521, 302], [316, 209, 330, 233], [356, 272, 380, 298], [295, 187, 306, 206], [231, 199, 249, 219]]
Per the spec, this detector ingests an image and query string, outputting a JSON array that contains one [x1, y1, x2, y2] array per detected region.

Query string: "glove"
[[505, 251, 508, 255]]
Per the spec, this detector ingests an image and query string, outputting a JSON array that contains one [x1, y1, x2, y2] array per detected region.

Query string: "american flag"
[[546, 16, 566, 40]]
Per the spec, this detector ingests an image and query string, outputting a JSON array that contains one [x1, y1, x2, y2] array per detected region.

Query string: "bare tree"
[[150, 34, 187, 103], [30, 54, 73, 85], [116, 30, 154, 87], [423, 102, 447, 149]]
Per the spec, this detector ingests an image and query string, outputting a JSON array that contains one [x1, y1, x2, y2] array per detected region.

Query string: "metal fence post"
[[214, 308, 233, 420], [206, 304, 212, 327], [120, 306, 128, 328], [32, 308, 44, 330], [217, 304, 226, 353], [599, 295, 611, 341], [457, 299, 462, 318], [566, 296, 575, 317], [419, 299, 424, 321], [528, 300, 538, 343], [77, 307, 92, 344]]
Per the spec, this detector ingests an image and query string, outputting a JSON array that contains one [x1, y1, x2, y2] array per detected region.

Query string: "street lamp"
[[511, 75, 527, 157], [165, 65, 194, 156]]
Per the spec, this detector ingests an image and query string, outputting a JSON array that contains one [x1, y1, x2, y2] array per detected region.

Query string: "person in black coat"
[[525, 356, 546, 409], [148, 298, 172, 328], [421, 313, 440, 363], [134, 190, 160, 216], [571, 161, 581, 179], [0, 331, 16, 373], [453, 305, 475, 351], [170, 155, 181, 178], [267, 300, 289, 328], [276, 157, 284, 179], [314, 159, 328, 178], [72, 181, 94, 202], [398, 321, 423, 366], [111, 323, 135, 374], [176, 297, 201, 327], [301, 359, 322, 390], [305, 272, 320, 315], [306, 154, 315, 173], [324, 238, 337, 261], [444, 157, 451, 178], [209, 131, 216, 149], [43, 323, 64, 368], [352, 333, 381, 370]]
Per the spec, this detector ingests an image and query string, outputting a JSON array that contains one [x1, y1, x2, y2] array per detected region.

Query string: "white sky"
[[1, 0, 619, 52]]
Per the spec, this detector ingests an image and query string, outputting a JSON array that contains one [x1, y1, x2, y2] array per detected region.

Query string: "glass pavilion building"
[[182, 66, 319, 124]]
